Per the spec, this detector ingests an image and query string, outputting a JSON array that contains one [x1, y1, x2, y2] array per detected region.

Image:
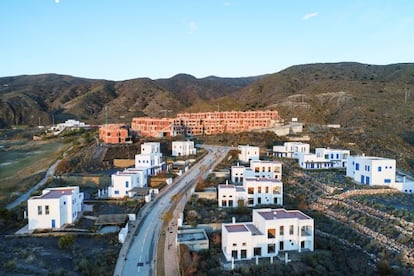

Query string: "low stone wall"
[[113, 159, 135, 168]]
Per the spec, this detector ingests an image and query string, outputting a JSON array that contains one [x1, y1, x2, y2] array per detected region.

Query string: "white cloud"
[[302, 12, 319, 20], [188, 21, 197, 34], [55, 0, 60, 3]]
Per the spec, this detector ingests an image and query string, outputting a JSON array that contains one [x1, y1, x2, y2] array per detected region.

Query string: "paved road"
[[6, 159, 61, 210], [116, 145, 230, 276]]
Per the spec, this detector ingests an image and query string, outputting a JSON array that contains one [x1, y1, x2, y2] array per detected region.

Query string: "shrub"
[[58, 235, 75, 249]]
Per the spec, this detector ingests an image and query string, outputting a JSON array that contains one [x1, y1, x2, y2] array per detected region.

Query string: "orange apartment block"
[[99, 124, 131, 144], [131, 110, 281, 137], [131, 117, 173, 137]]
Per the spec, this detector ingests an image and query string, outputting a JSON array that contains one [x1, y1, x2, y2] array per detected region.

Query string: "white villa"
[[273, 142, 310, 159], [231, 160, 283, 184], [238, 145, 260, 163], [108, 168, 148, 198], [346, 155, 396, 186], [315, 148, 350, 168], [298, 153, 334, 170], [172, 140, 196, 157], [218, 177, 283, 208], [222, 208, 314, 261], [135, 142, 166, 176], [28, 186, 84, 230]]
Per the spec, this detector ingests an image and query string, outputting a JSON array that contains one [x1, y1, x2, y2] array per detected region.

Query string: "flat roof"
[[38, 188, 74, 199], [245, 223, 262, 235], [219, 184, 235, 189], [224, 224, 249, 233], [245, 177, 282, 183], [258, 209, 311, 220], [177, 229, 208, 242]]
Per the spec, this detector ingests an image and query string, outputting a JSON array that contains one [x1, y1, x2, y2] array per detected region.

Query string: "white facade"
[[315, 148, 350, 168], [172, 141, 196, 157], [222, 208, 314, 261], [238, 145, 260, 163], [298, 153, 334, 170], [218, 177, 283, 208], [108, 168, 148, 198], [249, 160, 282, 180], [28, 186, 84, 230], [273, 142, 310, 159], [231, 160, 282, 184], [231, 165, 246, 184], [346, 156, 396, 186], [135, 142, 165, 176]]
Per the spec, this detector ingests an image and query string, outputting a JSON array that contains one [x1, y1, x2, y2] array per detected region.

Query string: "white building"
[[218, 177, 283, 208], [249, 160, 282, 180], [273, 142, 310, 159], [346, 155, 396, 186], [315, 148, 350, 168], [231, 164, 247, 184], [231, 160, 282, 184], [298, 153, 334, 170], [172, 140, 196, 157], [28, 186, 84, 230], [222, 208, 314, 261], [135, 142, 166, 176], [108, 168, 148, 198], [238, 145, 260, 163]]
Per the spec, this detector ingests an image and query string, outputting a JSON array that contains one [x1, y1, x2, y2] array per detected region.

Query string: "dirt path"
[[6, 159, 61, 210]]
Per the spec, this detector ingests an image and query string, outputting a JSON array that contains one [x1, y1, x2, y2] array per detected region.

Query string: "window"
[[273, 186, 280, 194], [384, 179, 391, 184], [248, 198, 254, 205], [265, 187, 269, 193], [301, 241, 305, 249], [378, 166, 382, 172], [258, 197, 262, 204], [255, 167, 260, 173], [114, 190, 119, 195], [355, 163, 359, 171], [279, 226, 284, 236], [222, 200, 227, 207], [242, 242, 247, 246], [38, 206, 42, 215], [268, 167, 271, 172], [268, 244, 276, 254], [289, 225, 294, 235], [258, 186, 262, 193], [254, 247, 262, 256], [231, 250, 237, 260], [125, 181, 129, 188], [248, 187, 254, 194], [232, 243, 237, 247], [262, 167, 265, 172], [279, 241, 284, 251], [267, 228, 275, 239], [241, 249, 247, 259], [45, 205, 49, 215]]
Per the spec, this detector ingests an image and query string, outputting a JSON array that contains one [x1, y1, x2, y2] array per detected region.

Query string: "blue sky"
[[1, 0, 413, 80]]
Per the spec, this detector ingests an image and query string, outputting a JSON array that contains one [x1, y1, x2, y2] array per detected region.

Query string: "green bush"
[[58, 235, 75, 249]]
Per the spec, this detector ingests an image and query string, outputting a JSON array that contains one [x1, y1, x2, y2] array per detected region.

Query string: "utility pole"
[[105, 106, 109, 125]]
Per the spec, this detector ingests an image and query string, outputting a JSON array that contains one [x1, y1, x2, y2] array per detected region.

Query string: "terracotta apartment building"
[[131, 110, 281, 137], [99, 124, 132, 144]]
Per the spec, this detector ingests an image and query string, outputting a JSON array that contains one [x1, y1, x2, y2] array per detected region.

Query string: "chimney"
[[226, 180, 228, 185], [232, 217, 236, 224]]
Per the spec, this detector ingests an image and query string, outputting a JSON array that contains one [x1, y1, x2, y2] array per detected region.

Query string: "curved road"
[[6, 159, 61, 210], [115, 145, 230, 276]]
